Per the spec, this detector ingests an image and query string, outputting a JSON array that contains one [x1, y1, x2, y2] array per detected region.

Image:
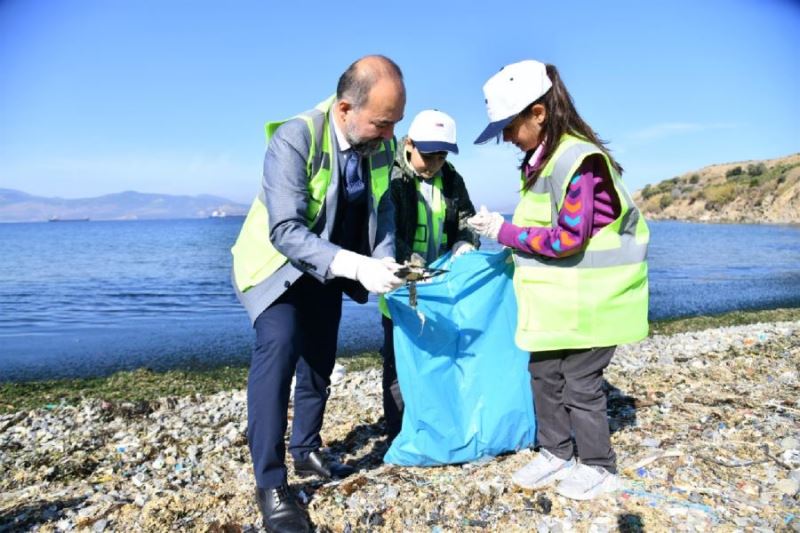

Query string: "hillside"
[[0, 189, 248, 223], [633, 153, 800, 223]]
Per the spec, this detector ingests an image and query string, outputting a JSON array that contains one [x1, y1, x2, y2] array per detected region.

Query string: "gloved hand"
[[329, 250, 404, 294], [451, 240, 476, 258], [467, 205, 504, 240]]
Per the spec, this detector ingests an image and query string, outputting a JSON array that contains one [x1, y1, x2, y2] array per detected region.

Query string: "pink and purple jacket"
[[497, 143, 621, 257]]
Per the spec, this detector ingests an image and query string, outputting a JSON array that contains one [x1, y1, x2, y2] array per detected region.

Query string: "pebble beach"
[[2, 320, 799, 532]]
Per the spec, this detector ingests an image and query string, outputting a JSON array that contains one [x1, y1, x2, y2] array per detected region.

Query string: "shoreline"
[[2, 215, 797, 225], [2, 307, 800, 414], [1, 309, 798, 530], [637, 215, 800, 226]]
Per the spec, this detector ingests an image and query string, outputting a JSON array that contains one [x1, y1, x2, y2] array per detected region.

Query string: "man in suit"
[[231, 55, 406, 532]]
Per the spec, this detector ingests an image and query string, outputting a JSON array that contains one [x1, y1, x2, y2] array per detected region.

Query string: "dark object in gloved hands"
[[395, 265, 450, 281], [395, 254, 448, 309], [395, 253, 448, 281]]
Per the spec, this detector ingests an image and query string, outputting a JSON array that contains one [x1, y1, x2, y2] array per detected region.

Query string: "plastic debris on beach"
[[1, 320, 799, 531]]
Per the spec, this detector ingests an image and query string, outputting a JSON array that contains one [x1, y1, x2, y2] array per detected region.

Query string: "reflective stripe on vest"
[[511, 133, 649, 351], [231, 96, 393, 293]]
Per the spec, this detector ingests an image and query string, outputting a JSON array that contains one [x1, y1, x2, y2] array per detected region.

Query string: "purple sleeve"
[[497, 170, 597, 258]]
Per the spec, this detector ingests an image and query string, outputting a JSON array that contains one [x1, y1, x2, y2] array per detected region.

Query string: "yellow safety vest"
[[231, 96, 393, 293], [412, 175, 448, 256], [511, 133, 649, 351]]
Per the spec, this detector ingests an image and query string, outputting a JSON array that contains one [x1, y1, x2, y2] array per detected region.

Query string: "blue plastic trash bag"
[[384, 249, 536, 466]]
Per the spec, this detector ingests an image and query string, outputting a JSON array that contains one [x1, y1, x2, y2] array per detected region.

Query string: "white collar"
[[330, 105, 351, 152]]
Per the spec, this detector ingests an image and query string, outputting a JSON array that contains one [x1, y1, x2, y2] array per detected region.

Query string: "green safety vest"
[[231, 96, 393, 293], [412, 175, 448, 256], [511, 133, 649, 351], [380, 174, 448, 318]]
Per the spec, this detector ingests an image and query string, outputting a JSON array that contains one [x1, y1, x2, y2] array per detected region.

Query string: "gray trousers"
[[529, 346, 616, 473]]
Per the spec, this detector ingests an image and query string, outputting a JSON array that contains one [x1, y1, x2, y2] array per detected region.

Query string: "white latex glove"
[[329, 250, 403, 294], [451, 240, 476, 258], [360, 256, 404, 293], [467, 205, 504, 240]]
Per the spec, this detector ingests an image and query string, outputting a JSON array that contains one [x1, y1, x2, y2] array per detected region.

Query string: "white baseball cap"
[[474, 60, 552, 144], [407, 109, 459, 154]]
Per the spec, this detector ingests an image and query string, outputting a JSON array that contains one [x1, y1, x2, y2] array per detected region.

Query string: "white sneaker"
[[556, 463, 622, 500], [511, 449, 576, 490]]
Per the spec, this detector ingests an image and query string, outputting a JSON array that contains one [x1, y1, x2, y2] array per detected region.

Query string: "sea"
[[1, 218, 799, 382]]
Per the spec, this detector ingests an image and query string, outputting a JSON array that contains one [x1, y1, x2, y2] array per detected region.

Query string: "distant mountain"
[[0, 189, 249, 223], [633, 153, 800, 224]]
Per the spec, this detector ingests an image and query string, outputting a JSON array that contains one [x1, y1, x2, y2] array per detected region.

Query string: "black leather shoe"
[[255, 485, 312, 533], [294, 450, 355, 480]]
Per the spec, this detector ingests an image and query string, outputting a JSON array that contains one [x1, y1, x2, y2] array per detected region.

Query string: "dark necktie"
[[344, 150, 365, 202]]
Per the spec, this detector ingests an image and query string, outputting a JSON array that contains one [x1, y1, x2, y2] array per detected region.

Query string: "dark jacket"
[[390, 137, 480, 263]]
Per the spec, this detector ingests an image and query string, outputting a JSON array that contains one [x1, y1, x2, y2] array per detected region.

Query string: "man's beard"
[[345, 123, 383, 156], [350, 138, 383, 156]]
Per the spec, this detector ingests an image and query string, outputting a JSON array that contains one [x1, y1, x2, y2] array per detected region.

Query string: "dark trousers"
[[247, 275, 343, 489], [529, 346, 617, 473], [380, 315, 404, 441]]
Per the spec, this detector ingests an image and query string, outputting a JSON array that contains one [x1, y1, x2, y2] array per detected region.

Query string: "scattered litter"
[[0, 321, 797, 530]]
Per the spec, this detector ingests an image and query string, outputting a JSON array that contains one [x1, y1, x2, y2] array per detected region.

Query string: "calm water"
[[1, 218, 799, 381]]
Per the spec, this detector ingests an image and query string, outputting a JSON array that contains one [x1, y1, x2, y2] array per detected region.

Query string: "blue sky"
[[1, 0, 798, 211]]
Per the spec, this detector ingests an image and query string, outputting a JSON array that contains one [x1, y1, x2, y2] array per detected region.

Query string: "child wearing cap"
[[468, 60, 650, 500], [380, 109, 480, 442]]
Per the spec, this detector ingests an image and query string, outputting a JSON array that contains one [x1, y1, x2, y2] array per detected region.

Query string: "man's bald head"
[[336, 55, 405, 110], [333, 55, 406, 155]]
